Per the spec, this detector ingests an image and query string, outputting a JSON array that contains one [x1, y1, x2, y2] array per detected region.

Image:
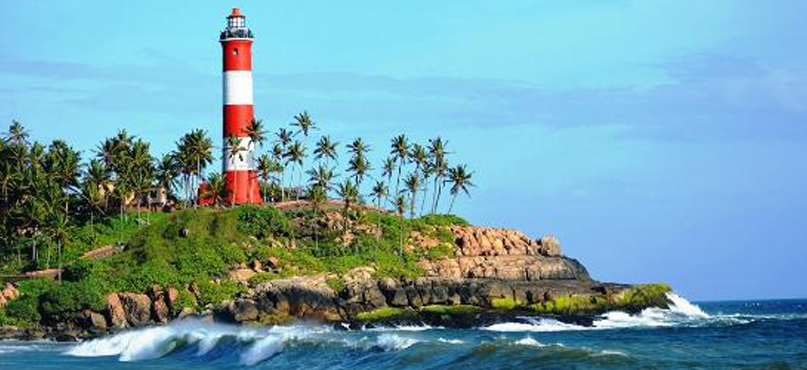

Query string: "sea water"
[[1, 293, 805, 369]]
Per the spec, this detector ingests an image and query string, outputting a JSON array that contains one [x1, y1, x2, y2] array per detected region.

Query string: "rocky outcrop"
[[418, 227, 586, 281], [105, 293, 128, 329], [0, 283, 19, 308], [119, 293, 152, 327]]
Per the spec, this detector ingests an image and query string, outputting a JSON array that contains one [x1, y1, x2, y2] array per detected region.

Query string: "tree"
[[186, 130, 213, 207], [128, 140, 154, 223], [347, 154, 371, 191], [204, 173, 228, 208], [307, 164, 336, 193], [244, 119, 266, 204], [393, 194, 407, 258], [313, 135, 339, 166], [446, 164, 474, 214], [155, 153, 178, 204], [428, 137, 449, 214], [307, 185, 328, 251], [284, 140, 306, 201], [225, 136, 246, 206], [4, 120, 29, 146], [291, 111, 316, 138], [403, 173, 421, 218], [274, 129, 293, 201], [335, 180, 359, 238], [369, 180, 388, 247], [390, 135, 409, 197], [257, 154, 273, 203]]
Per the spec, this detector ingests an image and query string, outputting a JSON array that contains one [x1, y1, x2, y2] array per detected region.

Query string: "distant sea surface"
[[2, 294, 806, 369]]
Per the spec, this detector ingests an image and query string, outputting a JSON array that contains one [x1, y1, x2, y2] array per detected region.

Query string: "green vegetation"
[[613, 283, 672, 310], [326, 277, 345, 292], [421, 304, 481, 314], [491, 298, 524, 310], [530, 284, 673, 316], [355, 307, 409, 321]]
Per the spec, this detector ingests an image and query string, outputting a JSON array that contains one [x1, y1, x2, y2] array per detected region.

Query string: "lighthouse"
[[220, 8, 262, 204]]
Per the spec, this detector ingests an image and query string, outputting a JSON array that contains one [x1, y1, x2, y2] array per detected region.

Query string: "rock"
[[252, 260, 263, 272], [119, 293, 152, 327], [229, 268, 257, 282], [153, 296, 171, 323], [106, 293, 128, 329], [267, 256, 280, 269], [83, 310, 107, 331], [232, 299, 259, 322], [539, 235, 562, 257], [166, 288, 179, 312], [2, 284, 19, 300]]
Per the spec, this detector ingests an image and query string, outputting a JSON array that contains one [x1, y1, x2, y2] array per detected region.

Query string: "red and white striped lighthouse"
[[220, 8, 262, 204]]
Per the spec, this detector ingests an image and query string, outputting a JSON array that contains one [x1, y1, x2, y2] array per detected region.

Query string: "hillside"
[[0, 205, 671, 339]]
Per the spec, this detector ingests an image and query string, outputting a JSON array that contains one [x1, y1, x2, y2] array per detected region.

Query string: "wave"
[[484, 292, 722, 332]]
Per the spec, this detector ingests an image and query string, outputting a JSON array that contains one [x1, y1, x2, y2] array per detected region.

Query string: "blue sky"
[[1, 0, 806, 300]]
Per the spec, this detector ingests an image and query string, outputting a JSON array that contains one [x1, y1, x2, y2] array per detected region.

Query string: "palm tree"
[[225, 136, 246, 206], [244, 119, 266, 203], [410, 143, 428, 216], [313, 135, 339, 166], [390, 135, 409, 197], [347, 138, 370, 158], [446, 164, 474, 214], [155, 153, 178, 204], [307, 164, 336, 193], [428, 137, 448, 214], [187, 130, 213, 206], [335, 180, 359, 237], [307, 185, 328, 251], [403, 173, 421, 218], [204, 173, 228, 207], [393, 194, 407, 258], [5, 120, 29, 146], [369, 180, 388, 247], [291, 111, 316, 138], [129, 140, 154, 222], [284, 140, 306, 201], [347, 154, 371, 191], [257, 154, 272, 203], [274, 129, 293, 200]]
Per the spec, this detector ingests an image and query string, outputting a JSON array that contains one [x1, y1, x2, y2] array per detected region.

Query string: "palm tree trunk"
[[395, 164, 402, 197], [57, 239, 62, 283], [420, 181, 428, 216], [449, 194, 457, 214]]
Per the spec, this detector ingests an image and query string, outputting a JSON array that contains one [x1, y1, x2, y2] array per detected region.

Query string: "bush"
[[237, 206, 292, 239], [171, 289, 198, 316], [425, 243, 455, 261], [4, 296, 41, 324], [326, 277, 345, 292], [39, 279, 107, 322], [196, 279, 244, 308]]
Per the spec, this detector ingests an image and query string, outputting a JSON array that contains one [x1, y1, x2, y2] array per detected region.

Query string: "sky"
[[1, 0, 806, 301]]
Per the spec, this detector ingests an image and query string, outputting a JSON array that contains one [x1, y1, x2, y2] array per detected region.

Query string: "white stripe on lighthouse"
[[223, 71, 253, 105], [223, 137, 255, 171]]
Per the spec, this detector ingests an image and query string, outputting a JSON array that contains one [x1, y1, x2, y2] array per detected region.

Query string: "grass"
[[0, 206, 471, 327], [491, 298, 524, 310], [355, 307, 408, 321], [421, 304, 482, 314]]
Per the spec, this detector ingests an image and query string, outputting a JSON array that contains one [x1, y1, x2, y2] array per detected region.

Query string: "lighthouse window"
[[233, 48, 239, 55]]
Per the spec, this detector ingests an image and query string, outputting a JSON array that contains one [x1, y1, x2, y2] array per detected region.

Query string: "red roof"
[[228, 7, 244, 18]]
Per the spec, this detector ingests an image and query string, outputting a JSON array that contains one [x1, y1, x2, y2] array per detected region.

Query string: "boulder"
[[105, 293, 128, 329], [539, 235, 562, 257], [119, 293, 152, 327], [229, 268, 257, 282], [232, 299, 259, 322], [83, 310, 107, 331]]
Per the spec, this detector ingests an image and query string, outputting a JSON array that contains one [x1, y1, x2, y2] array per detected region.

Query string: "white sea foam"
[[437, 338, 465, 344], [240, 335, 284, 366], [514, 337, 544, 347], [484, 292, 713, 332], [376, 334, 420, 350]]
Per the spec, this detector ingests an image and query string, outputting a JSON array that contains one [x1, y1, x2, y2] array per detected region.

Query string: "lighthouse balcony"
[[220, 29, 254, 40]]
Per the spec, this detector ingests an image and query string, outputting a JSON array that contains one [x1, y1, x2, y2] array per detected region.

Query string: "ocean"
[[1, 293, 805, 369]]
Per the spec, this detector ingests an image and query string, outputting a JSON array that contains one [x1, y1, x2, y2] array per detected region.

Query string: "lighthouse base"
[[225, 170, 263, 205]]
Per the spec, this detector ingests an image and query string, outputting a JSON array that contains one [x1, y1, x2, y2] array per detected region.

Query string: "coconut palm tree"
[[307, 185, 328, 251], [335, 179, 359, 237], [244, 119, 266, 203], [225, 136, 246, 206], [446, 164, 474, 214], [347, 154, 371, 191], [204, 172, 228, 208], [307, 164, 336, 193], [390, 135, 409, 197], [284, 140, 306, 201], [403, 173, 421, 218], [369, 180, 388, 246], [257, 154, 272, 202], [428, 137, 448, 214], [129, 140, 154, 222], [5, 120, 29, 146], [187, 130, 214, 206], [393, 194, 407, 258], [274, 129, 293, 200], [347, 138, 370, 158], [291, 111, 316, 138], [155, 153, 178, 204], [313, 135, 339, 166]]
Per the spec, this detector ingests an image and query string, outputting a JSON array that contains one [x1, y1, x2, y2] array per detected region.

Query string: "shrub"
[[39, 279, 107, 322], [4, 296, 41, 324], [196, 279, 244, 307], [491, 298, 523, 310], [237, 206, 292, 239], [171, 289, 198, 316], [326, 277, 345, 292], [425, 243, 455, 260]]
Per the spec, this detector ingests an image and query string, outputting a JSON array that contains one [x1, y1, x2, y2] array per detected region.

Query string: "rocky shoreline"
[[0, 225, 672, 341]]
